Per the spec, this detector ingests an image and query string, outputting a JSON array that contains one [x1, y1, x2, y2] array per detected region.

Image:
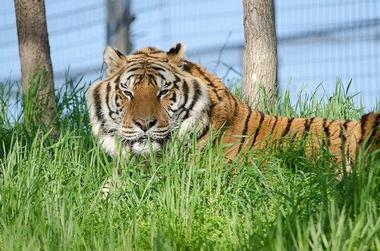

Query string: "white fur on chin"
[[131, 141, 161, 155]]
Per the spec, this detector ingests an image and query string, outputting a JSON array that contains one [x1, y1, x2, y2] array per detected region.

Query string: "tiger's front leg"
[[100, 159, 124, 199]]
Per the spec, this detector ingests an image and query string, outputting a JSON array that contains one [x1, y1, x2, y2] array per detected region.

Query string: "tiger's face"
[[87, 44, 210, 156], [116, 75, 170, 154], [115, 67, 183, 154]]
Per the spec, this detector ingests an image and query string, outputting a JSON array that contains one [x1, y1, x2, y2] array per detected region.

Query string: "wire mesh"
[[0, 0, 379, 108]]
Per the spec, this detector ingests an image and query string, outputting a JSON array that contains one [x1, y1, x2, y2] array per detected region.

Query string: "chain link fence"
[[1, 0, 379, 108]]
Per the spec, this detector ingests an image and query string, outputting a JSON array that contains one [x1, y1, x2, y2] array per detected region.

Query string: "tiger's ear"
[[103, 46, 125, 75], [167, 43, 186, 64]]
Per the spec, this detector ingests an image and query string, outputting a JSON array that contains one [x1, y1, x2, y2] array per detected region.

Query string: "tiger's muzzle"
[[120, 84, 171, 154]]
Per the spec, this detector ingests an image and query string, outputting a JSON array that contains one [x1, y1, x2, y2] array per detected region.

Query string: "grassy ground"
[[0, 80, 379, 250]]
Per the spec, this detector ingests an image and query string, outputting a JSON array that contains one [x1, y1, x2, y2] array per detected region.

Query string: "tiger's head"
[[87, 44, 210, 156]]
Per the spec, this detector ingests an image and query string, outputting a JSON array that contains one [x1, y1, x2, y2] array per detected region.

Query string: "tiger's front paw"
[[100, 181, 112, 199], [100, 175, 121, 199]]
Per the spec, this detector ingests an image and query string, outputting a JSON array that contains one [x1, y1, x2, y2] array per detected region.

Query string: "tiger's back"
[[180, 55, 380, 163]]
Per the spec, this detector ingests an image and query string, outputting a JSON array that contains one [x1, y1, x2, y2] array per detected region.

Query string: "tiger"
[[87, 43, 380, 176]]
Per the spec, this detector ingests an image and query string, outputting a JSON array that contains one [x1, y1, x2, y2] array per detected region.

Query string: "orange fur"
[[184, 59, 379, 164]]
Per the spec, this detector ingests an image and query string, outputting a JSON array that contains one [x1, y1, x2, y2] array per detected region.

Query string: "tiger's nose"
[[133, 119, 157, 132]]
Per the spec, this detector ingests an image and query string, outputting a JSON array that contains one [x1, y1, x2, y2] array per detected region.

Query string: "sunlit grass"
[[0, 79, 379, 250]]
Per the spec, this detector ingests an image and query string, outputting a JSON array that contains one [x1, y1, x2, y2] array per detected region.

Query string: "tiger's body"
[[87, 43, 380, 170]]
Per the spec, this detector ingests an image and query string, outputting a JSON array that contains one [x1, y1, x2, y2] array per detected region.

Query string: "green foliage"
[[23, 69, 59, 137], [0, 79, 379, 250]]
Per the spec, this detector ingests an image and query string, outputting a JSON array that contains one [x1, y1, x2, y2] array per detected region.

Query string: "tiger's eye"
[[123, 90, 133, 98], [159, 89, 170, 97]]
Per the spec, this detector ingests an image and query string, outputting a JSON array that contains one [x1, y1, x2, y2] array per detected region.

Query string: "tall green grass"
[[0, 79, 379, 250]]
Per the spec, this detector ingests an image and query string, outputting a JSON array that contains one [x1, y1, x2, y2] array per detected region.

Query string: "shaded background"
[[1, 0, 379, 109]]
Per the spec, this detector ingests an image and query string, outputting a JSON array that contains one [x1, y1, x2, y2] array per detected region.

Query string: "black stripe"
[[269, 116, 278, 135], [282, 118, 294, 137], [301, 119, 307, 137], [147, 46, 162, 52], [126, 67, 141, 73], [153, 72, 166, 82], [207, 107, 213, 117], [172, 75, 181, 89], [305, 117, 315, 132], [182, 80, 189, 107], [189, 63, 221, 100], [171, 80, 189, 114], [183, 111, 189, 119], [93, 87, 104, 122], [114, 75, 121, 85], [179, 110, 188, 120], [226, 91, 235, 110], [105, 83, 116, 119], [343, 120, 351, 131], [131, 73, 142, 84], [170, 91, 177, 103], [213, 89, 223, 101], [182, 81, 202, 120], [125, 61, 144, 70], [341, 120, 352, 156], [187, 80, 201, 109], [197, 124, 210, 140], [114, 85, 121, 112], [123, 74, 135, 85], [232, 98, 239, 118], [339, 123, 346, 158], [149, 50, 164, 54], [251, 111, 265, 147], [132, 51, 147, 56], [182, 62, 192, 72], [237, 107, 253, 153], [169, 107, 178, 113], [149, 62, 172, 70], [359, 113, 371, 145], [106, 128, 116, 134], [323, 119, 331, 146], [242, 107, 253, 136], [151, 66, 166, 72], [146, 74, 159, 87], [192, 64, 216, 87]]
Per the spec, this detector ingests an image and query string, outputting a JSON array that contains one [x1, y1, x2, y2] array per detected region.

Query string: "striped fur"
[[87, 44, 210, 155], [87, 43, 380, 166]]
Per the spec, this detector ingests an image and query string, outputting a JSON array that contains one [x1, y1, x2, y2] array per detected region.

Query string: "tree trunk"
[[14, 0, 58, 134], [243, 0, 278, 110], [106, 0, 133, 54]]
